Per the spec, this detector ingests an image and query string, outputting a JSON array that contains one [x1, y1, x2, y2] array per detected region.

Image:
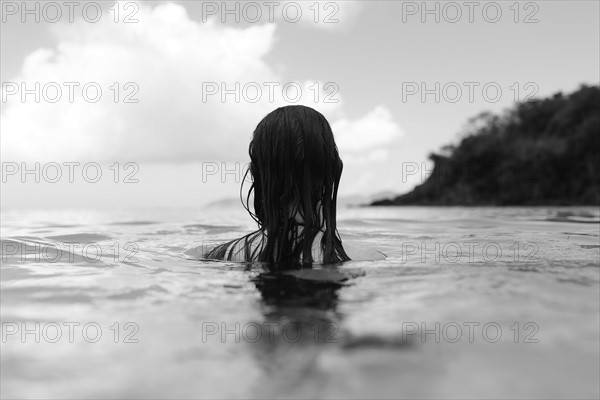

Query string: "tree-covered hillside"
[[373, 85, 600, 206]]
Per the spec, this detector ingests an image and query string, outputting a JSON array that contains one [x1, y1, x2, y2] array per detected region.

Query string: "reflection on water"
[[1, 206, 599, 399], [247, 266, 345, 389]]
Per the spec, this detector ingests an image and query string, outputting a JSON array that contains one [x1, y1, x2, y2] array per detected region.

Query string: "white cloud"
[[282, 0, 363, 31], [199, 1, 363, 31], [1, 1, 403, 198], [2, 3, 279, 162], [332, 106, 403, 154]]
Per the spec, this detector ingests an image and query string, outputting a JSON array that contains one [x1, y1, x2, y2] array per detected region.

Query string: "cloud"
[[199, 1, 363, 31], [2, 2, 278, 162], [333, 106, 404, 163], [1, 1, 403, 196], [281, 0, 363, 31]]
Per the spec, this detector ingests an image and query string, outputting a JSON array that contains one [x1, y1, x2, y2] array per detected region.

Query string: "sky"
[[1, 0, 599, 209]]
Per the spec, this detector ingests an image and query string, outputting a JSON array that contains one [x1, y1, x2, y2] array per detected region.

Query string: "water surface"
[[1, 206, 599, 399]]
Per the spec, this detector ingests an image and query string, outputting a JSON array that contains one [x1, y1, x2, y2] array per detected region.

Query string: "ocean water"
[[1, 206, 599, 399]]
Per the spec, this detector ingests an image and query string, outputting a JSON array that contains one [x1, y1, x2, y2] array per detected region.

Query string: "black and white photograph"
[[1, 1, 599, 398]]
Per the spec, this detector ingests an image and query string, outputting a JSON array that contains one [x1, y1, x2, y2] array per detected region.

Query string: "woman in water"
[[204, 105, 385, 265]]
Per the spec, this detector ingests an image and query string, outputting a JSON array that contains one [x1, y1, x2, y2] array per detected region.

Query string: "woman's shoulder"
[[313, 232, 386, 262], [342, 240, 387, 261], [185, 232, 386, 263]]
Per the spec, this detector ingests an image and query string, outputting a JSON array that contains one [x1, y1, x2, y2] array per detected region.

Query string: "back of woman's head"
[[246, 105, 349, 265]]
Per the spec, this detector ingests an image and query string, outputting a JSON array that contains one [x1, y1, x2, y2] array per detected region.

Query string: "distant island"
[[372, 85, 600, 206]]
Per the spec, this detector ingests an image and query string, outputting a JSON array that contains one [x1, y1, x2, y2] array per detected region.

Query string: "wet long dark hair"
[[205, 105, 350, 265]]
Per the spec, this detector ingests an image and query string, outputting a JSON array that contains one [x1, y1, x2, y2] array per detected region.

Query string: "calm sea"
[[1, 206, 599, 399]]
